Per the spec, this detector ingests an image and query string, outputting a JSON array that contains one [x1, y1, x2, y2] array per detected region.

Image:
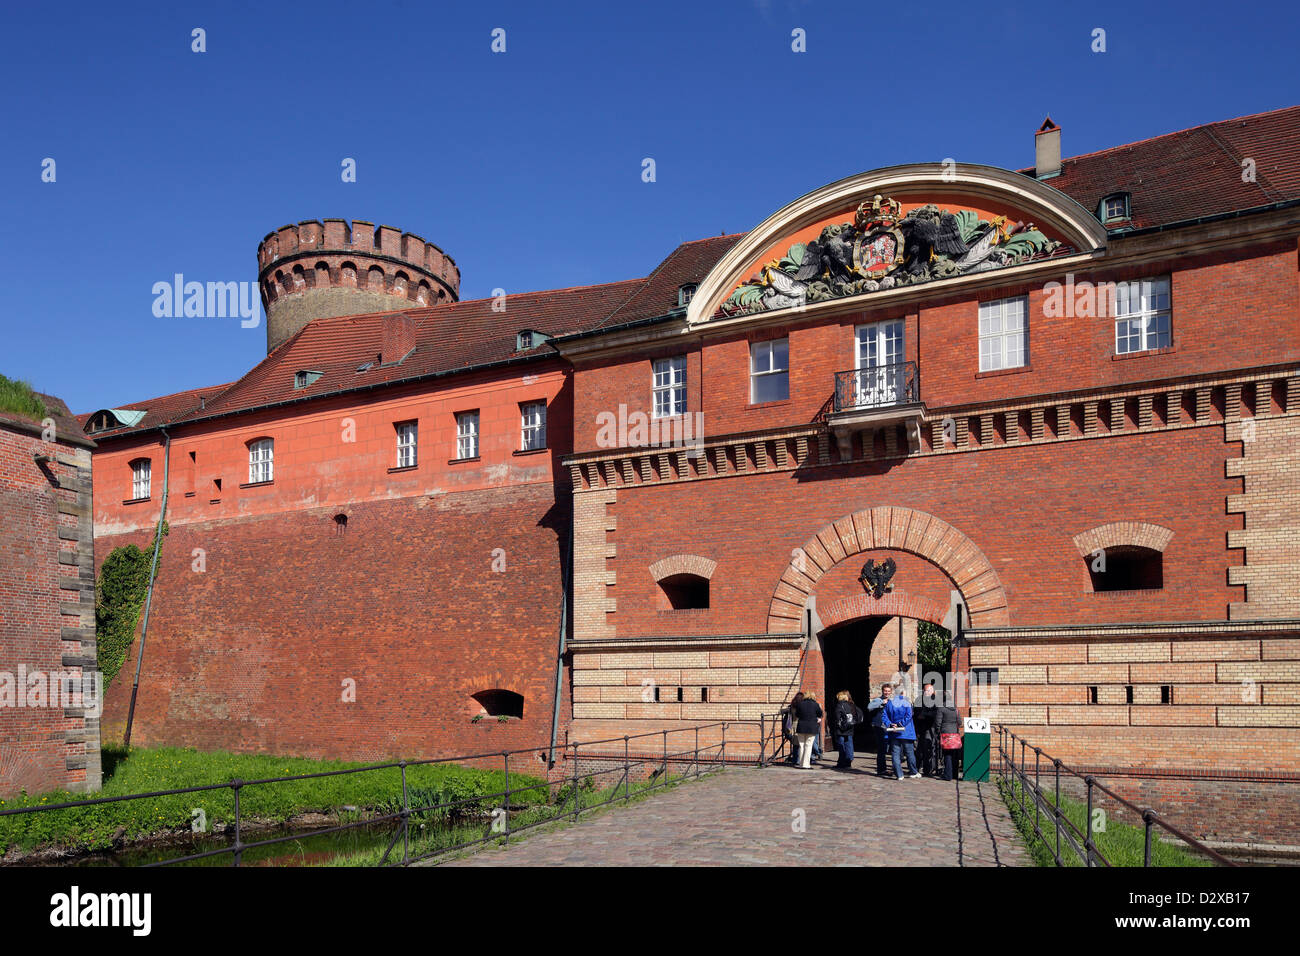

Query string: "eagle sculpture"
[[897, 206, 969, 276], [793, 224, 858, 283], [858, 557, 897, 599]]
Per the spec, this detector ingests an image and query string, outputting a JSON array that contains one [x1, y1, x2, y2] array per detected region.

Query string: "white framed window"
[[131, 459, 151, 500], [678, 284, 697, 307], [652, 357, 687, 418], [248, 438, 274, 484], [456, 411, 479, 460], [978, 296, 1028, 371], [854, 320, 906, 405], [520, 401, 546, 451], [1114, 277, 1171, 355], [396, 421, 417, 468], [750, 338, 789, 403]]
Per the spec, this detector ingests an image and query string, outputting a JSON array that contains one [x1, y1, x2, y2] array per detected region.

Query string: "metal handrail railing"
[[996, 726, 1237, 867], [833, 362, 920, 412], [0, 718, 786, 867]]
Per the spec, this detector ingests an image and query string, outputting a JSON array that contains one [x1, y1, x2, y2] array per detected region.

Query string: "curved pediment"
[[687, 163, 1108, 326]]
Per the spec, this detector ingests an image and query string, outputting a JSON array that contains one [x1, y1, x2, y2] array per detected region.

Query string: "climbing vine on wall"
[[95, 522, 167, 687]]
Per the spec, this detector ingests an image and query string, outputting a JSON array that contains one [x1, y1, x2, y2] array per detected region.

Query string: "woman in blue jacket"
[[882, 687, 922, 779]]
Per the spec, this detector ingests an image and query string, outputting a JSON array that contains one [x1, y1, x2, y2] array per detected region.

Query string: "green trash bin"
[[962, 717, 991, 781]]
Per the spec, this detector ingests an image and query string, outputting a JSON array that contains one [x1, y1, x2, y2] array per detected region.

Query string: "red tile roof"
[[598, 234, 742, 328], [90, 107, 1300, 438], [82, 383, 234, 439], [1033, 105, 1300, 229], [191, 278, 647, 423]]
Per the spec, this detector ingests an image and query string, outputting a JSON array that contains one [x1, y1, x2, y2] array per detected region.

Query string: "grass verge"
[[0, 745, 547, 856], [997, 776, 1211, 867]]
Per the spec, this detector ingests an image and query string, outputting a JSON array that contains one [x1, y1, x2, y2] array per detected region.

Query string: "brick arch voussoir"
[[767, 506, 1011, 632], [648, 553, 718, 582], [1072, 521, 1174, 557]]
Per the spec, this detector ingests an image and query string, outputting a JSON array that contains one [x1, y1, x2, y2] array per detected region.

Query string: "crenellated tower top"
[[257, 219, 460, 353]]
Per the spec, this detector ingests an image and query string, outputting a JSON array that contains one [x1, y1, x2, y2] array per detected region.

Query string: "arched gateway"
[[766, 505, 1011, 633]]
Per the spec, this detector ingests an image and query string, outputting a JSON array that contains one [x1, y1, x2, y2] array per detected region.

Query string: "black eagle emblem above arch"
[[858, 558, 897, 599]]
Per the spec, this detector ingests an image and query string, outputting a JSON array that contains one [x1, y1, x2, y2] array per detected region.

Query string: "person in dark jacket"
[[937, 691, 963, 781], [830, 690, 864, 769], [793, 692, 824, 769], [867, 684, 893, 776], [914, 681, 940, 776], [783, 692, 803, 764]]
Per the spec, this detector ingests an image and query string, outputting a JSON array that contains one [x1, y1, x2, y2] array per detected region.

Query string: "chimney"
[[380, 312, 416, 365], [1035, 117, 1061, 180]]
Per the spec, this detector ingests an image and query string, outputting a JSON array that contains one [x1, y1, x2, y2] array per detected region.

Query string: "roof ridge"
[[1049, 105, 1300, 168], [106, 380, 236, 412]]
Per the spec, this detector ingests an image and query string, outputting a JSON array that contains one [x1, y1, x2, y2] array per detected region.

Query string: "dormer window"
[[516, 330, 551, 352], [1099, 193, 1130, 224], [294, 370, 323, 389], [678, 284, 697, 307]]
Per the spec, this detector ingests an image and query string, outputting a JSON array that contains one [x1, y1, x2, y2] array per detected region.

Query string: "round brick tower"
[[257, 219, 460, 353]]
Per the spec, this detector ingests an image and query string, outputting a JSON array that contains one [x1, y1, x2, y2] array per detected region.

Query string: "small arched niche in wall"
[[472, 689, 524, 720]]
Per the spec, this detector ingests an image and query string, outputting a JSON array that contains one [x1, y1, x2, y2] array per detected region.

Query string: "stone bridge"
[[442, 755, 1027, 867]]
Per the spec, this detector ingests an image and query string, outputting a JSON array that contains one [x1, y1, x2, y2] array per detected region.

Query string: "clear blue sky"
[[3, 0, 1297, 413]]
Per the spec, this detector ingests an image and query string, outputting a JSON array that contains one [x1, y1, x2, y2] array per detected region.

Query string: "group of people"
[[782, 680, 964, 781]]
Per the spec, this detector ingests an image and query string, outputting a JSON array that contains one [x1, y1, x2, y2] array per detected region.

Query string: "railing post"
[[231, 780, 242, 867], [694, 725, 700, 779], [502, 752, 510, 846], [624, 736, 630, 803], [1019, 740, 1027, 813], [400, 760, 410, 865], [759, 714, 766, 768], [1034, 747, 1041, 834], [1085, 776, 1095, 868], [1053, 758, 1062, 866], [721, 720, 727, 765], [663, 728, 668, 779], [571, 742, 580, 822], [1143, 810, 1154, 867]]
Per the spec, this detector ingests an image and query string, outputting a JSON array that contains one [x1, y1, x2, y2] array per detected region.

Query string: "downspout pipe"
[[123, 426, 171, 749], [547, 521, 572, 768]]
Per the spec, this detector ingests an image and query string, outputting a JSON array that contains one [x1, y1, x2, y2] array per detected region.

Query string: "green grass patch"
[[0, 373, 47, 421], [0, 745, 547, 856], [998, 776, 1211, 867]]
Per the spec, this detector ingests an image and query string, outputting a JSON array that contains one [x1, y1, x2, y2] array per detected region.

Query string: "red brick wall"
[[95, 482, 572, 762], [570, 243, 1300, 452], [93, 365, 571, 539], [598, 426, 1243, 637], [0, 424, 98, 796]]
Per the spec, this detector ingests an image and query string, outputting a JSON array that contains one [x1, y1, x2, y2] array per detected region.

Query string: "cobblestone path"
[[442, 755, 1028, 867]]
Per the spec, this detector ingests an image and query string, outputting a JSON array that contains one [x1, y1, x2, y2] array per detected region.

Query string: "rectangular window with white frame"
[[395, 421, 418, 468], [978, 296, 1028, 371], [131, 459, 151, 500], [248, 438, 274, 484], [456, 411, 479, 460], [652, 357, 686, 418], [520, 401, 546, 451], [1114, 276, 1171, 355], [750, 338, 789, 403]]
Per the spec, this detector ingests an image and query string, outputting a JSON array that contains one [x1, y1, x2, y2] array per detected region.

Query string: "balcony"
[[827, 362, 925, 459]]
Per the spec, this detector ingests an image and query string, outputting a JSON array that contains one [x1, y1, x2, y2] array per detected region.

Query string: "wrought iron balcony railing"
[[833, 362, 920, 413]]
